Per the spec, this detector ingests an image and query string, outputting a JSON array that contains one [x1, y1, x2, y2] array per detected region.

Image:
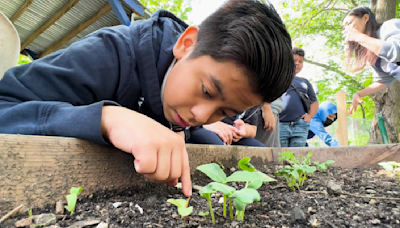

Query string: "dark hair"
[[344, 7, 381, 72], [189, 0, 294, 103], [292, 47, 305, 57]]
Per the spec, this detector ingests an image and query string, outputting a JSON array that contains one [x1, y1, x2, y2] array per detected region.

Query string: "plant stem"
[[223, 194, 227, 217], [229, 199, 233, 221], [236, 210, 244, 221], [208, 199, 215, 225]]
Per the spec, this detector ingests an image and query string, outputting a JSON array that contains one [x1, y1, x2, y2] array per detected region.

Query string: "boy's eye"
[[220, 109, 228, 117], [203, 85, 212, 98]]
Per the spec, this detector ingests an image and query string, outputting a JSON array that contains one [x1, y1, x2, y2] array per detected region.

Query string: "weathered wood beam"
[[10, 0, 34, 23], [21, 0, 82, 50], [39, 3, 112, 58]]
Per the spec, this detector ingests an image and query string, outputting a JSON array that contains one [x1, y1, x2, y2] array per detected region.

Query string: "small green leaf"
[[70, 187, 82, 195], [198, 211, 209, 216], [325, 160, 335, 165], [238, 157, 255, 172], [229, 188, 260, 204], [234, 198, 246, 211], [65, 194, 77, 214], [167, 199, 187, 208], [197, 163, 227, 183], [199, 184, 217, 195], [226, 171, 255, 182], [178, 206, 193, 217], [207, 182, 236, 195], [290, 170, 300, 180], [379, 162, 394, 171], [252, 171, 277, 182], [247, 179, 263, 190]]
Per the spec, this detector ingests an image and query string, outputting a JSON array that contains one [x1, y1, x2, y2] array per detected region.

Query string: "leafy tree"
[[140, 0, 193, 21], [278, 0, 399, 143], [18, 55, 32, 65]]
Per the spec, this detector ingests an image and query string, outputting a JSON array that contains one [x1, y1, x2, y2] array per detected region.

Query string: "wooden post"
[[336, 91, 348, 146]]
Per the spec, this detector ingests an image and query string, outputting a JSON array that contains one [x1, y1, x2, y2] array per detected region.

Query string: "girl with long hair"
[[343, 7, 400, 114]]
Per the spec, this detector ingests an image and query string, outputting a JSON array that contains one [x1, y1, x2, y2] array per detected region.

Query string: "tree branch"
[[304, 58, 365, 91]]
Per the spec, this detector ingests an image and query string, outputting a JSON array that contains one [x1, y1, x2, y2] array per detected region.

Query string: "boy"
[[307, 101, 339, 147], [0, 0, 294, 197], [188, 107, 265, 147], [279, 48, 319, 147]]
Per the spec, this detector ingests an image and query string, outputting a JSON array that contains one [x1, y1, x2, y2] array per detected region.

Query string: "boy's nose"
[[191, 105, 216, 124]]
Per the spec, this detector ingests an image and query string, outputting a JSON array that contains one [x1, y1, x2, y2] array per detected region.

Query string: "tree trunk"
[[369, 0, 399, 144]]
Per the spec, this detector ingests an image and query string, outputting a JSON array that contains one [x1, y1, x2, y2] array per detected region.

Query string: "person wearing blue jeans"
[[188, 107, 265, 147], [279, 48, 319, 147], [307, 101, 339, 146]]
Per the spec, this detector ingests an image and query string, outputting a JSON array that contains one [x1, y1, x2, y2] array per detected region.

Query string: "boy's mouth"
[[175, 113, 189, 128]]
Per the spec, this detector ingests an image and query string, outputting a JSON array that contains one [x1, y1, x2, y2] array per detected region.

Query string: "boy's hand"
[[262, 110, 275, 132], [101, 106, 192, 197], [301, 114, 312, 123], [233, 119, 247, 137], [203, 121, 236, 145]]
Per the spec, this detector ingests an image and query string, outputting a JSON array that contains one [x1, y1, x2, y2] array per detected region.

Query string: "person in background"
[[279, 48, 319, 147], [188, 107, 265, 147], [307, 101, 339, 147], [255, 97, 283, 147], [343, 7, 400, 115]]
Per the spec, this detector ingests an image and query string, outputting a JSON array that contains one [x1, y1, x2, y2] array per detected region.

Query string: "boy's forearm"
[[261, 103, 272, 113], [308, 101, 319, 118], [243, 124, 257, 138]]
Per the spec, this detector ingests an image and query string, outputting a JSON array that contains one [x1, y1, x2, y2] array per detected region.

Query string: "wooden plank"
[[21, 0, 82, 50], [39, 3, 112, 58], [336, 91, 348, 146], [10, 0, 34, 23], [0, 134, 273, 213]]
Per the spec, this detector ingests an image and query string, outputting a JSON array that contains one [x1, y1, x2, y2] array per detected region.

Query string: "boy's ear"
[[173, 26, 199, 60]]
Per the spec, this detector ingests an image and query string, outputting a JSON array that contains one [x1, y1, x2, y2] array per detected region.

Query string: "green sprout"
[[378, 161, 400, 182], [313, 160, 335, 172], [167, 198, 193, 219], [197, 157, 276, 222], [64, 187, 82, 215], [198, 211, 209, 219]]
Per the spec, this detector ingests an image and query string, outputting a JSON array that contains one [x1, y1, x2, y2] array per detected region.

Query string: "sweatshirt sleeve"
[[309, 119, 339, 147], [378, 19, 400, 63], [0, 26, 135, 145]]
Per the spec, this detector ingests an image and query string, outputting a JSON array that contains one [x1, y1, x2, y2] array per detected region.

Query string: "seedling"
[[378, 161, 400, 182], [28, 208, 33, 223], [276, 152, 317, 190], [197, 157, 276, 222], [198, 211, 209, 219], [64, 187, 82, 215], [313, 160, 335, 172], [167, 198, 193, 219]]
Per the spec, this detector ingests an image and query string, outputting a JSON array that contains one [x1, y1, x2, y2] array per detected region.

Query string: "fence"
[[307, 117, 373, 147]]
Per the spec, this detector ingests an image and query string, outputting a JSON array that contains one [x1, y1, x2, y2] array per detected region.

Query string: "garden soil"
[[2, 166, 400, 228]]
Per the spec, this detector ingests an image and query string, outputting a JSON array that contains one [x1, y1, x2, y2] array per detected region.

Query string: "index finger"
[[180, 145, 192, 197]]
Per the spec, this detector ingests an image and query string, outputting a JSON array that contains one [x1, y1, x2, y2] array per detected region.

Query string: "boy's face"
[[162, 26, 262, 128], [293, 54, 303, 74]]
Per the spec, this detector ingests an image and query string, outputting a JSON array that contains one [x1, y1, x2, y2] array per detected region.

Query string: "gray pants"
[[255, 111, 281, 147]]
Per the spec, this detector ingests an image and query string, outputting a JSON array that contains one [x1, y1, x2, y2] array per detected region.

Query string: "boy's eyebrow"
[[210, 74, 224, 100], [210, 73, 242, 115]]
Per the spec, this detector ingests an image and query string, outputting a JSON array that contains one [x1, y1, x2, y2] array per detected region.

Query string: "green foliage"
[[278, 0, 376, 121], [18, 55, 32, 65], [198, 211, 209, 218], [313, 160, 335, 172], [64, 187, 82, 215], [167, 198, 193, 218], [378, 161, 400, 182], [197, 163, 227, 183], [276, 152, 334, 190], [140, 0, 192, 21], [196, 157, 276, 222]]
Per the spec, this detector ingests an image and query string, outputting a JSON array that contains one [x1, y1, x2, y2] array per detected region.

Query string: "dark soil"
[[3, 166, 400, 228]]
